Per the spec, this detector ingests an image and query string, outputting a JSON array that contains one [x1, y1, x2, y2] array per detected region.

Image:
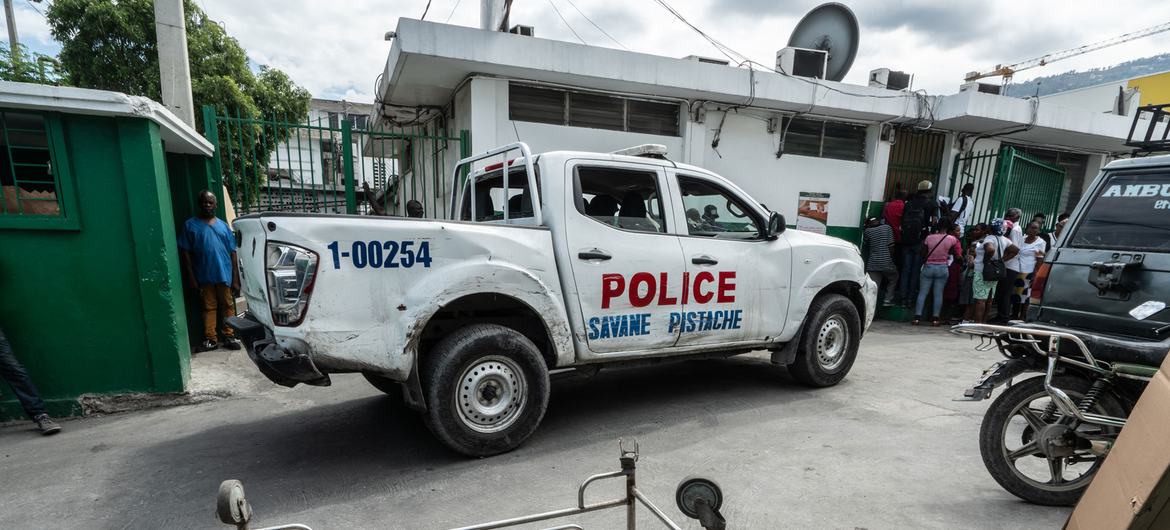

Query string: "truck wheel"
[[421, 323, 550, 457], [789, 294, 861, 387]]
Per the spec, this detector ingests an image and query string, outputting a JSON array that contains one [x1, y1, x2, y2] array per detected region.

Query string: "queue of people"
[[863, 179, 1063, 326]]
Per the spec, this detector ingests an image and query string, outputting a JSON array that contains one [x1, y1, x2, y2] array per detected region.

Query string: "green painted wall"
[[0, 114, 193, 420]]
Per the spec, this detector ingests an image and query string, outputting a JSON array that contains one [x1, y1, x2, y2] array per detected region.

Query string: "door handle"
[[691, 255, 718, 265], [578, 249, 612, 261]]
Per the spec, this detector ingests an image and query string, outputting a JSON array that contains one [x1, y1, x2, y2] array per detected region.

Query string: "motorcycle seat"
[[1013, 322, 1169, 368]]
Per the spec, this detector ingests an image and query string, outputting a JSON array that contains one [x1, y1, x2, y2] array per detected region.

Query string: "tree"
[[45, 0, 310, 207], [0, 44, 66, 85]]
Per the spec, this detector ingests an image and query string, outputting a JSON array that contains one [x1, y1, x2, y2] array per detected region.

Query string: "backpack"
[[902, 196, 927, 243]]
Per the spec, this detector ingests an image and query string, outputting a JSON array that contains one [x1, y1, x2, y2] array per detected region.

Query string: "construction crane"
[[965, 21, 1170, 83]]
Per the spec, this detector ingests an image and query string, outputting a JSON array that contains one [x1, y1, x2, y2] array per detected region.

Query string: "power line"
[[23, 0, 45, 19], [546, 0, 586, 45], [562, 0, 628, 50], [420, 0, 433, 20], [444, 0, 463, 23]]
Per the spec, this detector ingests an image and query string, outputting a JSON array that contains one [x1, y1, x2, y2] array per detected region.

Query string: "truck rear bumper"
[[225, 314, 331, 388]]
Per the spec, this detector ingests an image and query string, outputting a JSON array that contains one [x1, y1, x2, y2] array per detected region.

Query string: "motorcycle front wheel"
[[979, 375, 1126, 506]]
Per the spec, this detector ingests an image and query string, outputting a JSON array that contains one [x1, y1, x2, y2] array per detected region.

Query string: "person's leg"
[[0, 327, 48, 421], [885, 270, 899, 303], [898, 249, 913, 300], [931, 266, 948, 319], [199, 285, 219, 350], [995, 271, 1016, 322], [215, 283, 237, 339], [914, 266, 931, 317]]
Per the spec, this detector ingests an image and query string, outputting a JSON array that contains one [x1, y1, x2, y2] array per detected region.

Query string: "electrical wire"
[[562, 0, 628, 50], [546, 0, 587, 44], [651, 0, 748, 65], [420, 0, 433, 20], [23, 0, 45, 18], [445, 0, 463, 23]]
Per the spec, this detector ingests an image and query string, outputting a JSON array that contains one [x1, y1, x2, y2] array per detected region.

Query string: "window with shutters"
[[508, 83, 680, 136], [780, 117, 867, 162], [0, 110, 79, 230]]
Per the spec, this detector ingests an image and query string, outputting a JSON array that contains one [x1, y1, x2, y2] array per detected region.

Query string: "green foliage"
[[0, 43, 66, 84], [45, 0, 311, 207]]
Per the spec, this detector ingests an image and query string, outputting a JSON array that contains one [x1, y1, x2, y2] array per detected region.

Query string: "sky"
[[4, 0, 1170, 103]]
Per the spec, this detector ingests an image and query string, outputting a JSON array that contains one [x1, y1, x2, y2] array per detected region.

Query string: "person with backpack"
[[897, 180, 939, 304], [913, 222, 963, 326], [945, 183, 974, 236]]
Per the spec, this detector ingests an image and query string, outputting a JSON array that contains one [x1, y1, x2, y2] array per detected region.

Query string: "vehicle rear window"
[[459, 166, 539, 222], [1069, 172, 1170, 252]]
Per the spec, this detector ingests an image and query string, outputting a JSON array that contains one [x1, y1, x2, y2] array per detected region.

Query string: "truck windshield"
[[458, 167, 539, 223], [1069, 172, 1170, 252]]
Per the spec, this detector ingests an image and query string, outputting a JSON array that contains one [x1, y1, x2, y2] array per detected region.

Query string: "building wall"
[[463, 77, 880, 243], [693, 110, 874, 242], [1040, 83, 1129, 115], [0, 115, 190, 420]]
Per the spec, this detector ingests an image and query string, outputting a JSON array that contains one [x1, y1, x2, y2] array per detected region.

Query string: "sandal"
[[911, 316, 921, 325], [931, 318, 941, 327]]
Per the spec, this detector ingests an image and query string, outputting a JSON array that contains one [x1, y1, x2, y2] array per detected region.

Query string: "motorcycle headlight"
[[265, 242, 319, 326]]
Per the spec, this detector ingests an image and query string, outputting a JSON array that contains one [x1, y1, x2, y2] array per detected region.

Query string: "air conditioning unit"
[[508, 25, 535, 37], [869, 68, 912, 90], [776, 47, 828, 79], [959, 81, 1002, 95], [683, 55, 730, 66]]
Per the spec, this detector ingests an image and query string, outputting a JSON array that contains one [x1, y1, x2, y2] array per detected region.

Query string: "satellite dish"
[[787, 3, 860, 82]]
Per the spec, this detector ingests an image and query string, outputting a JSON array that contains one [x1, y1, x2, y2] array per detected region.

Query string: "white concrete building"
[[374, 19, 1162, 241]]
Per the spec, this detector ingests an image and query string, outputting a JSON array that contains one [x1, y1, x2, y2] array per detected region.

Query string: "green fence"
[[948, 146, 1066, 230], [201, 105, 470, 218]]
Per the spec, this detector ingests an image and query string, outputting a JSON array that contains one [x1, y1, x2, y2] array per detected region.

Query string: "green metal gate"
[[948, 146, 1066, 230], [201, 105, 470, 218], [884, 128, 947, 199]]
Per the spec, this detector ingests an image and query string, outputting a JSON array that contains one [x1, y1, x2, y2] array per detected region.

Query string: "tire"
[[979, 375, 1127, 506], [421, 323, 550, 457], [788, 294, 861, 387]]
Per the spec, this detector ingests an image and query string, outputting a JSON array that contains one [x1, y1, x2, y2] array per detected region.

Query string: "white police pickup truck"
[[228, 143, 876, 456]]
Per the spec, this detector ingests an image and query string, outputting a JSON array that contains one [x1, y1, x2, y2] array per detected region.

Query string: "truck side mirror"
[[766, 212, 786, 239]]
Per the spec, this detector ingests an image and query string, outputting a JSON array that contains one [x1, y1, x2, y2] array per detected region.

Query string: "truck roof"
[[1103, 153, 1170, 170], [484, 149, 716, 177]]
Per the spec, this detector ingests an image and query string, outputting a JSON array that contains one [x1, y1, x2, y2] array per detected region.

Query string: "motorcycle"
[[951, 323, 1160, 506]]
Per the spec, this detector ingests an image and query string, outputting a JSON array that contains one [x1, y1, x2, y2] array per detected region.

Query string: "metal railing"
[[202, 105, 470, 218], [948, 146, 1066, 230], [951, 322, 1137, 428]]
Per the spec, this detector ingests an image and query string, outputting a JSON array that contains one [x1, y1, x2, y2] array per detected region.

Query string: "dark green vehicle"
[[953, 154, 1170, 506]]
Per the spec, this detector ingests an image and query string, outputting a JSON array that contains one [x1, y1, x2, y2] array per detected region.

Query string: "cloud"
[[9, 0, 1170, 103]]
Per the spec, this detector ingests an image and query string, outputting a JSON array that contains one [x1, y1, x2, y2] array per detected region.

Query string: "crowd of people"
[[863, 180, 1071, 326]]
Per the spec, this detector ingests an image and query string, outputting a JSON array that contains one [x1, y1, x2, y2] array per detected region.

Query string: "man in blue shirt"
[[178, 190, 241, 352]]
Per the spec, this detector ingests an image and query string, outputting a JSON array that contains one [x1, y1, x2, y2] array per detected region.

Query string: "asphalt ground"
[[0, 321, 1071, 529]]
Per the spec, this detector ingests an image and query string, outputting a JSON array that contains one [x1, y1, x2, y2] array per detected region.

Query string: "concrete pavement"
[[0, 322, 1071, 529]]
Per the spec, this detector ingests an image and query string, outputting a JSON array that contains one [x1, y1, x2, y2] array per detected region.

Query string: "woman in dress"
[[1011, 221, 1049, 319]]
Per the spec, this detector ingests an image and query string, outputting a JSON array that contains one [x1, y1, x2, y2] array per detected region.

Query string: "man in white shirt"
[[996, 208, 1025, 322], [947, 183, 974, 236]]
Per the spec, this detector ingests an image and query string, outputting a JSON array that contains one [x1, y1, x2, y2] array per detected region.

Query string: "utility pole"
[[154, 0, 195, 127], [4, 0, 19, 56]]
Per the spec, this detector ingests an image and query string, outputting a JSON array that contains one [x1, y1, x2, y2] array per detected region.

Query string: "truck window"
[[677, 176, 761, 239], [459, 167, 537, 222], [574, 166, 666, 233], [1069, 172, 1170, 252]]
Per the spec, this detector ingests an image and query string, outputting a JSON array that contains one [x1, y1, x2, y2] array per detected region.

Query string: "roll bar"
[[448, 142, 542, 226]]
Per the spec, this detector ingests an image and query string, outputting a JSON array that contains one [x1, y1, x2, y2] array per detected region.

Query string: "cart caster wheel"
[[217, 479, 253, 526], [676, 476, 725, 530]]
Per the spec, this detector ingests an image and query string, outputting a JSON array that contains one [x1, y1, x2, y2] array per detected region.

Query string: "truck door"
[[565, 161, 686, 354], [668, 171, 791, 346]]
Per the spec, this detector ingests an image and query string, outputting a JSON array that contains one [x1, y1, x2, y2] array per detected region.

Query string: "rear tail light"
[[265, 242, 319, 326], [1029, 262, 1052, 305]]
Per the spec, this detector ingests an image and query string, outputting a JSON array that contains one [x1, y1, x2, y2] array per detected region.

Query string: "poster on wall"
[[797, 192, 830, 234]]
